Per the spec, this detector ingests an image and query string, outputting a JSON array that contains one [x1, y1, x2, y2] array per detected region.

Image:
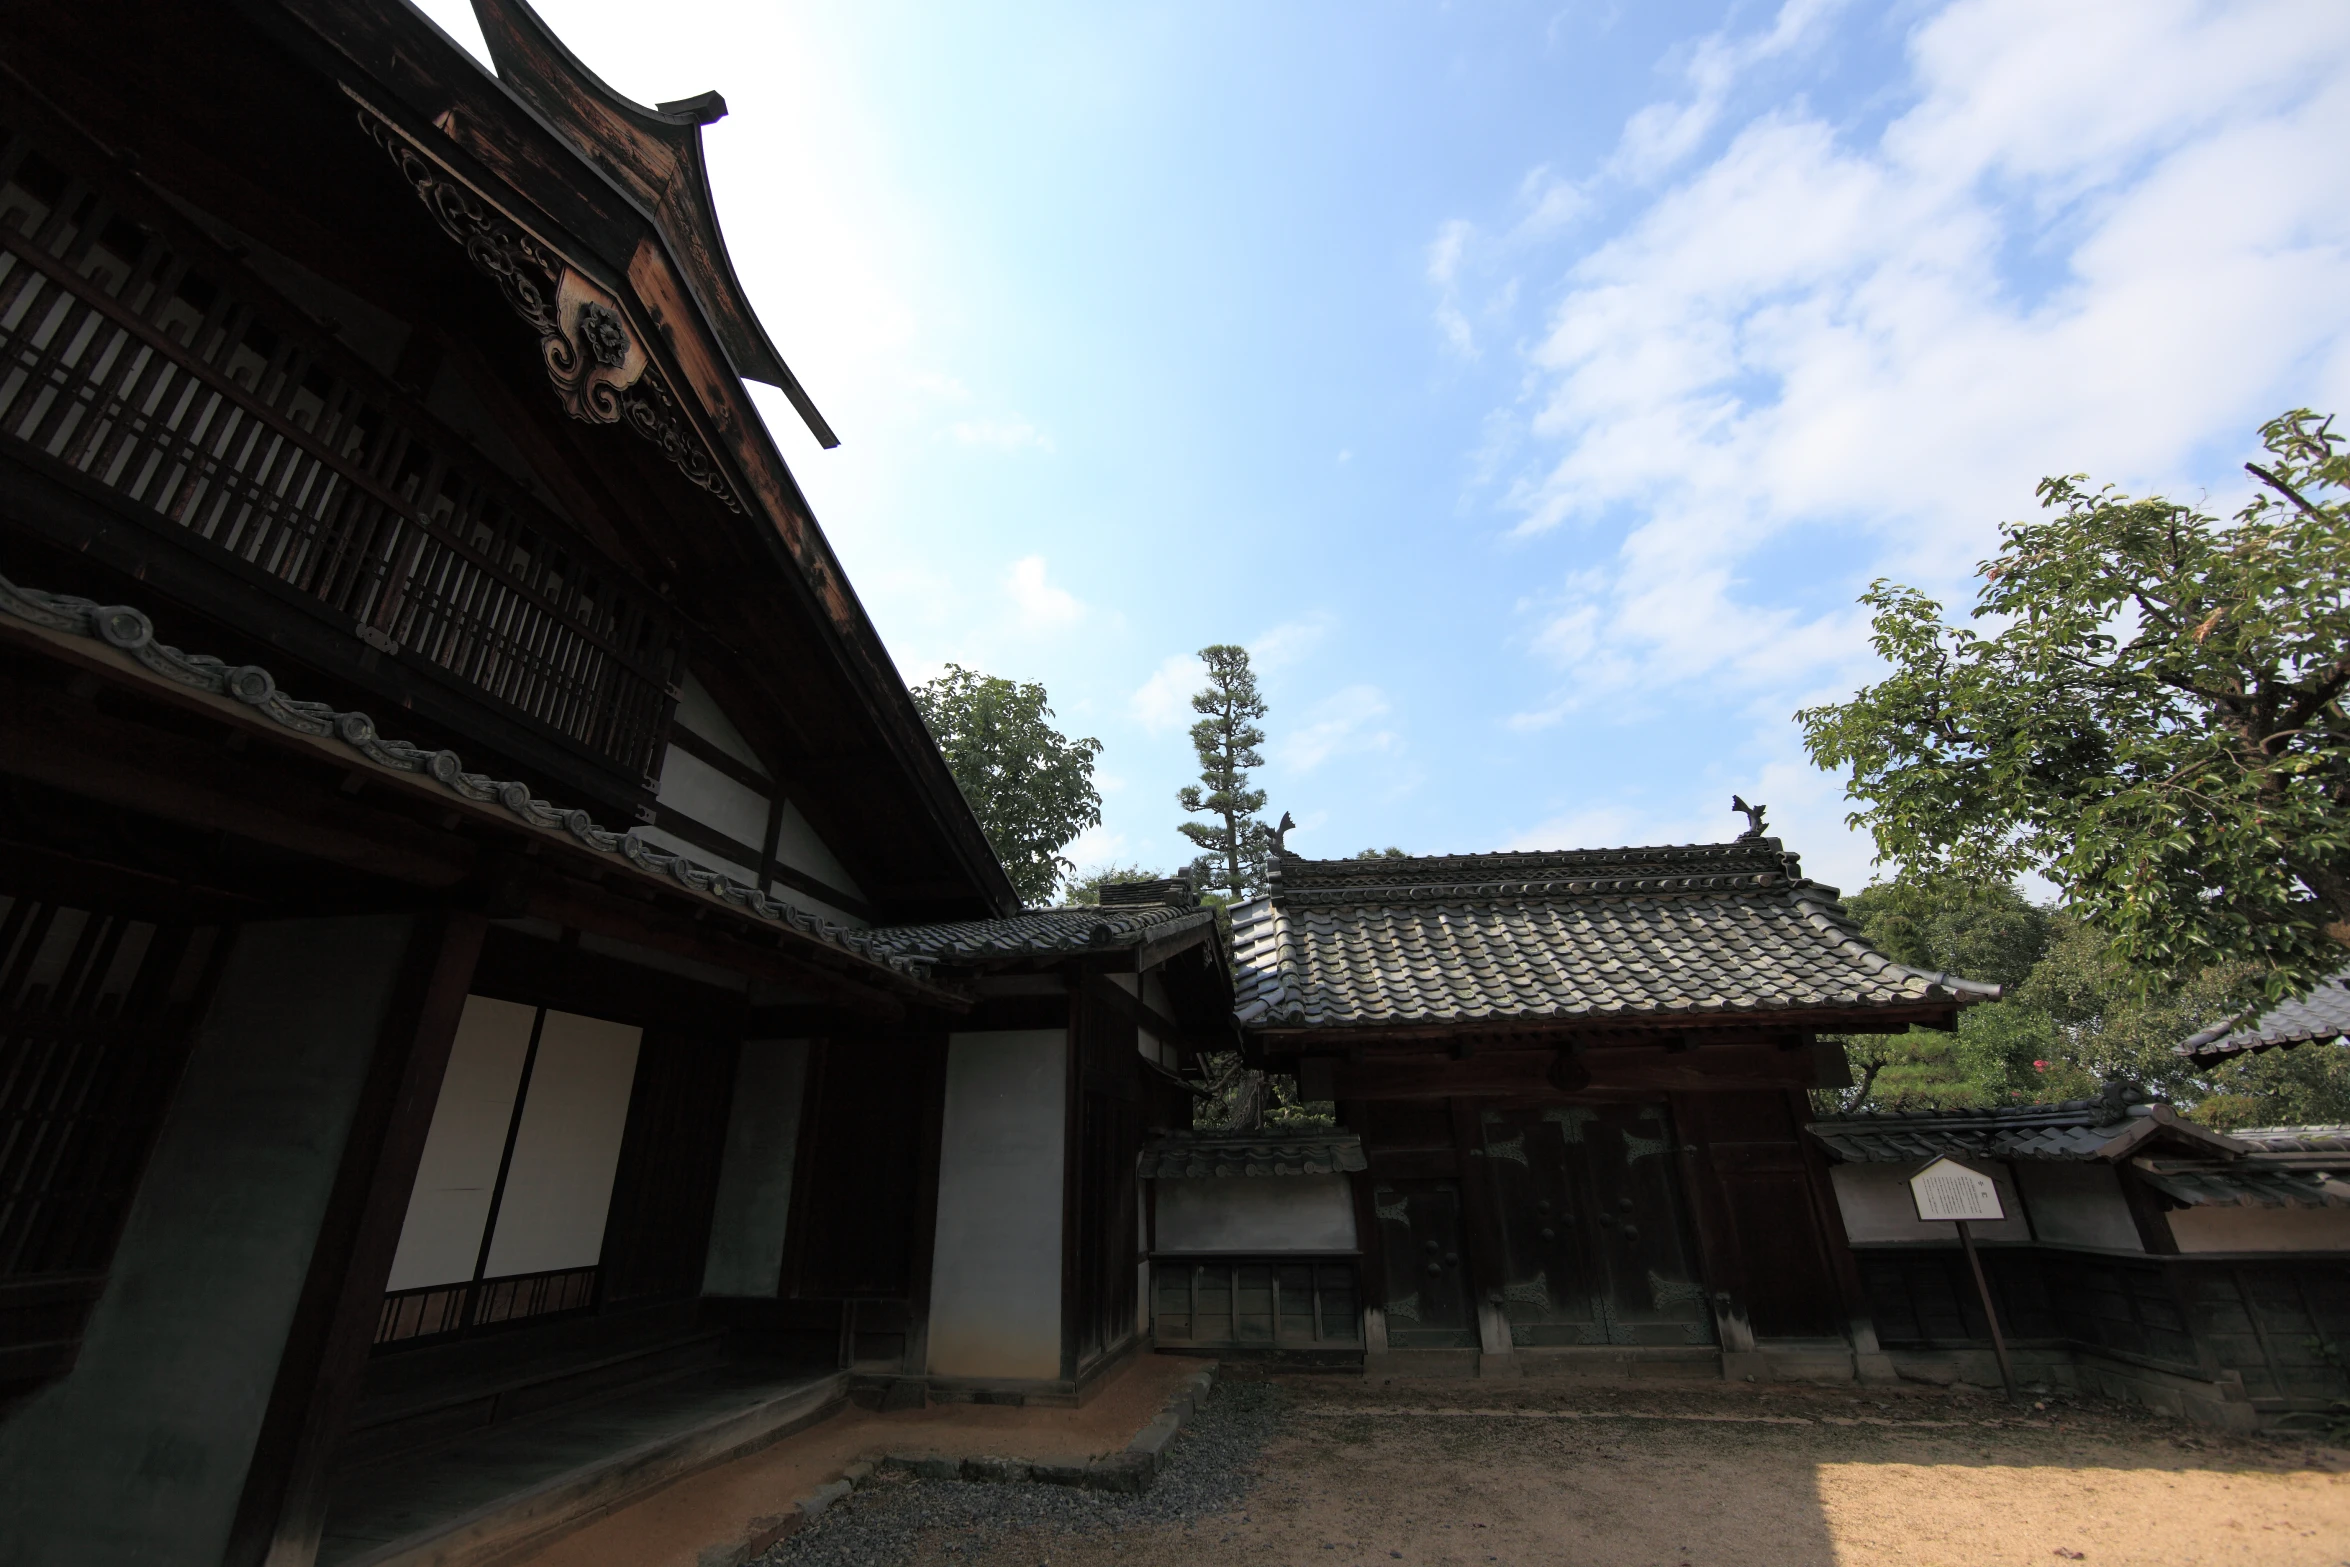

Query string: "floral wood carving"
[[361, 110, 743, 511]]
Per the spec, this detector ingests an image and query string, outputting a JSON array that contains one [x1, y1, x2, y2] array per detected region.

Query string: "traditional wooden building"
[[1808, 1098, 2350, 1427], [0, 2, 1155, 1563], [1222, 832, 2001, 1380]]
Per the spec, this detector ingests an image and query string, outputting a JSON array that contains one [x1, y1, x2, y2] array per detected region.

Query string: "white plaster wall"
[[771, 797, 866, 903], [1830, 1162, 2032, 1244], [2170, 1206, 2350, 1252], [703, 1039, 811, 1297], [927, 1030, 1067, 1381], [656, 745, 772, 848], [2015, 1162, 2143, 1251], [674, 671, 769, 775], [385, 996, 536, 1291], [483, 1011, 642, 1277], [1153, 1175, 1359, 1254]]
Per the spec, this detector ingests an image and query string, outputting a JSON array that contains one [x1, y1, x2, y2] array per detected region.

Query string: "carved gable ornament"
[[356, 104, 743, 512]]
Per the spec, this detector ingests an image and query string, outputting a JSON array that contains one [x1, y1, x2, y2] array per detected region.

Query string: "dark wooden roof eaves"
[[1805, 1101, 2249, 1164], [2178, 969, 2350, 1062], [2231, 1126, 2350, 1156], [0, 574, 946, 994], [869, 904, 1216, 965], [1231, 841, 2000, 1033], [2131, 1161, 2350, 1210], [1139, 1132, 1367, 1180], [464, 0, 834, 442], [266, 0, 1017, 920]]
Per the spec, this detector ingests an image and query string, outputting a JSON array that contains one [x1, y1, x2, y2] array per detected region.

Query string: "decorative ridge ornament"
[[0, 573, 928, 981], [1731, 794, 1768, 841], [356, 104, 745, 512]]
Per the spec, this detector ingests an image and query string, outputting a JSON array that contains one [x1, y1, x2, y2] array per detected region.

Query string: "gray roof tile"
[[869, 901, 1211, 964], [1230, 841, 1999, 1032], [2178, 968, 2350, 1062], [1138, 1131, 1366, 1179]]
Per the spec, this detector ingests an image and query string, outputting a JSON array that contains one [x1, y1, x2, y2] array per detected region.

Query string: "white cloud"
[[1061, 823, 1133, 877], [1608, 0, 1845, 184], [1280, 684, 1398, 773], [1130, 652, 1205, 734], [1428, 218, 1478, 356], [1483, 0, 2350, 714], [953, 417, 1055, 452], [1250, 614, 1334, 671], [1005, 555, 1083, 632]]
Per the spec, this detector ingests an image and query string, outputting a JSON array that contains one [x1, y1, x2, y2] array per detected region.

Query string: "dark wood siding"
[[1674, 1090, 1845, 1339], [786, 1035, 945, 1301], [1069, 985, 1140, 1372], [0, 878, 225, 1404], [599, 1032, 738, 1307]]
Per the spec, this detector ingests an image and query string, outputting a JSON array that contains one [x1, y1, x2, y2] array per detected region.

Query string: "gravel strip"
[[761, 1380, 1284, 1567]]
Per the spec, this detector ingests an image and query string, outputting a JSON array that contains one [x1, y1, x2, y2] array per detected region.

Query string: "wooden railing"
[[0, 123, 679, 788], [375, 1264, 600, 1349]]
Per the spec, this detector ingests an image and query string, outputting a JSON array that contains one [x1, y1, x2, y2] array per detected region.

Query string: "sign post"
[[1909, 1155, 2016, 1398]]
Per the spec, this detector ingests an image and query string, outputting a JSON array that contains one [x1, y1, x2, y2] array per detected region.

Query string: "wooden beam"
[[1330, 1041, 1825, 1100], [1078, 971, 1187, 1047], [0, 616, 960, 1008], [1254, 1009, 1957, 1053], [1132, 918, 1216, 973], [0, 666, 474, 890]]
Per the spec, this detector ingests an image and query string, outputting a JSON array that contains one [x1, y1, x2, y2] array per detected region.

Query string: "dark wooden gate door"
[[1476, 1103, 1714, 1347], [1371, 1180, 1477, 1348]]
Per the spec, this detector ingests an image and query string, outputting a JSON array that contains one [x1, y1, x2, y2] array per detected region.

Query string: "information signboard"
[[1906, 1154, 2015, 1396], [1910, 1155, 2005, 1222]]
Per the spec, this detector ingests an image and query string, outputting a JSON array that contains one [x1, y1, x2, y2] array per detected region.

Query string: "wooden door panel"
[[1371, 1180, 1476, 1348], [1478, 1103, 1714, 1347]]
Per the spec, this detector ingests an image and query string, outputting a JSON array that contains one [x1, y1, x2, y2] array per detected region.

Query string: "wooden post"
[[1955, 1219, 2017, 1399]]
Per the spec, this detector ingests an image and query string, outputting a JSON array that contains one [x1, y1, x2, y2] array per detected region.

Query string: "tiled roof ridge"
[[0, 574, 935, 980], [867, 902, 1214, 960], [1137, 1128, 1367, 1179], [1270, 840, 1798, 891], [1808, 1097, 2128, 1131], [1268, 870, 1799, 906]]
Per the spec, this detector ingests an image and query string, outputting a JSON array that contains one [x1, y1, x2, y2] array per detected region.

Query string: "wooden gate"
[[1371, 1179, 1478, 1348], [1475, 1102, 1715, 1347]]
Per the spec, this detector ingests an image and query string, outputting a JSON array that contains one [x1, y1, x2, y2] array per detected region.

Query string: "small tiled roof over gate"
[[1229, 840, 1999, 1033]]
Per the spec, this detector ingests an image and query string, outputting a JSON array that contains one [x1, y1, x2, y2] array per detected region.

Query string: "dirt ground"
[[930, 1374, 2350, 1567], [523, 1354, 1200, 1567]]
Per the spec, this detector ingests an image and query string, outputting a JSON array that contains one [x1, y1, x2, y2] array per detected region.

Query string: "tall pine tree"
[[1177, 644, 1272, 900]]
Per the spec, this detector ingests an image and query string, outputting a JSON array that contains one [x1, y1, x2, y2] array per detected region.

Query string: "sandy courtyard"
[[809, 1373, 2350, 1567]]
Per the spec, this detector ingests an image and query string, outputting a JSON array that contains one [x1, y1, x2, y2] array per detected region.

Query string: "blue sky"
[[419, 0, 2350, 898]]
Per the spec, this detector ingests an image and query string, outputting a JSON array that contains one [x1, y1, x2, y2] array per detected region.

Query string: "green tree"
[[911, 663, 1103, 907], [2196, 1041, 2350, 1131], [1192, 1051, 1333, 1133], [1799, 410, 2350, 1006], [1178, 644, 1273, 900], [1823, 879, 2055, 1110], [1822, 877, 2253, 1115], [1355, 846, 1408, 860]]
